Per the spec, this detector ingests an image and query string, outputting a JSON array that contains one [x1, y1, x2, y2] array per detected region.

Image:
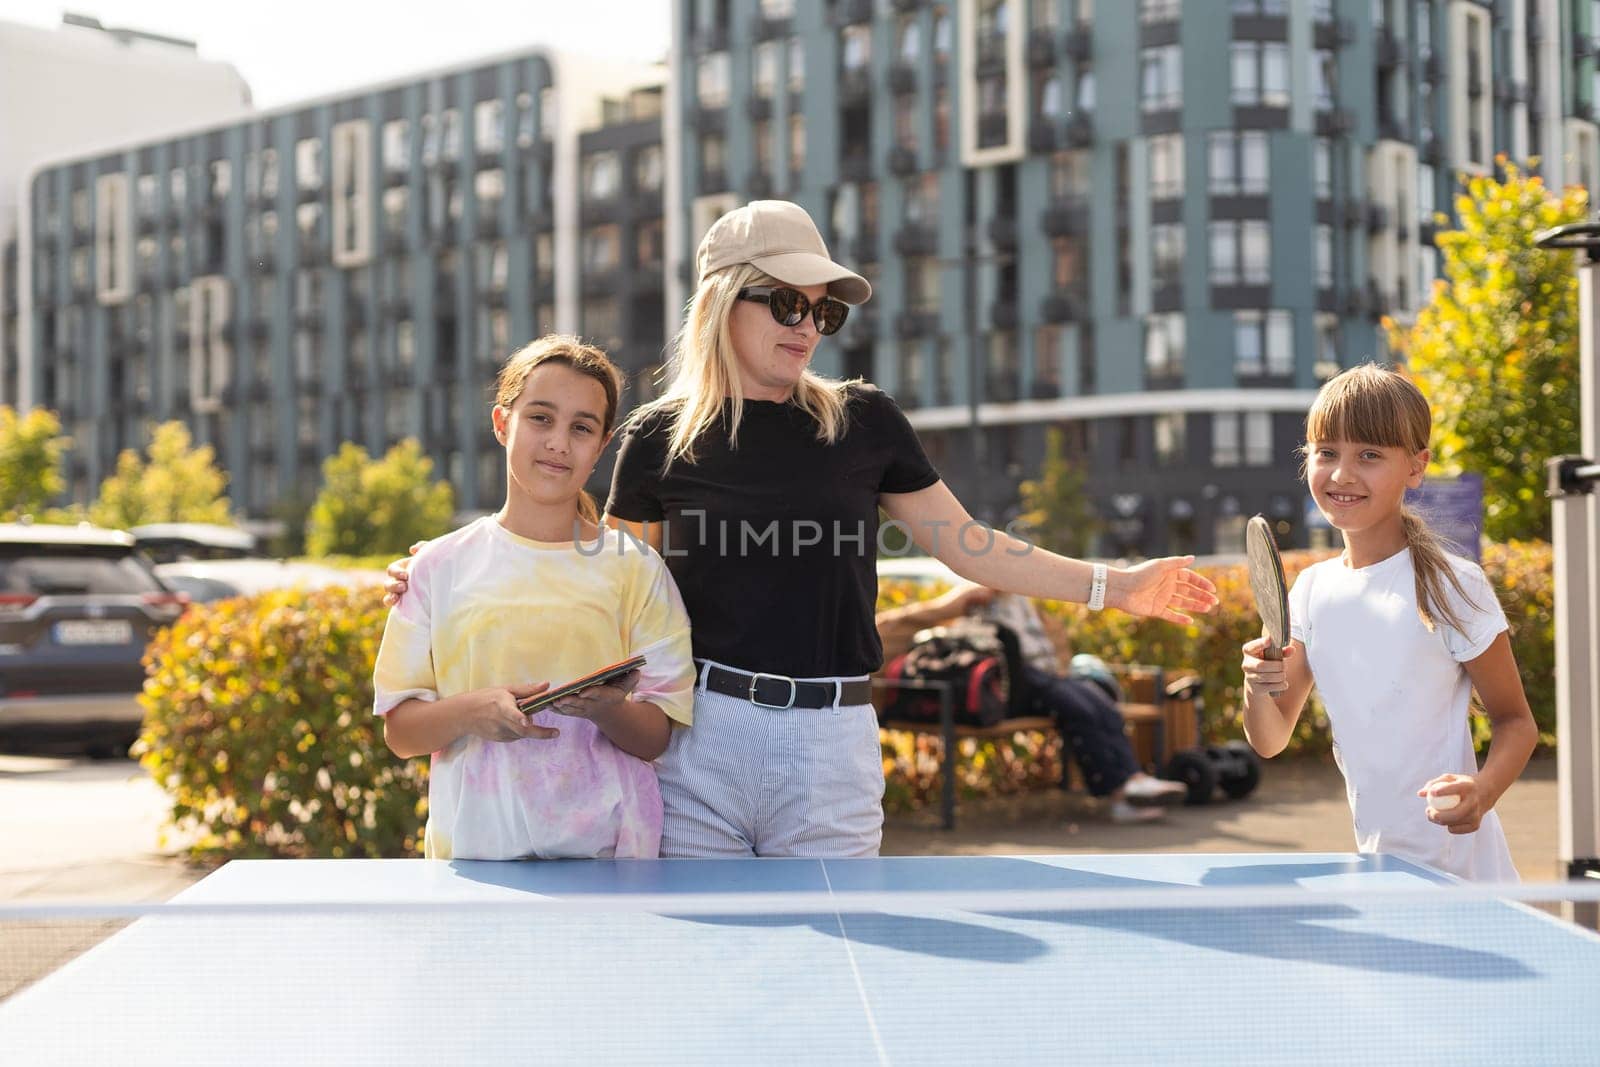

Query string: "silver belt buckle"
[[748, 672, 798, 709]]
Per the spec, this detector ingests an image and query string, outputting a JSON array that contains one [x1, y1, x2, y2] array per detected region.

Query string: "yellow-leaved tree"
[[1387, 158, 1586, 542], [88, 421, 232, 529]]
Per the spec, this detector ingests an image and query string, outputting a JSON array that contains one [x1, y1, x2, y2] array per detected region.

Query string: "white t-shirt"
[[1288, 547, 1517, 882], [372, 518, 695, 861]]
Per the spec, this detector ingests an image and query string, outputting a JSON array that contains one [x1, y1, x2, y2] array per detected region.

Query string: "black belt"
[[697, 662, 873, 710]]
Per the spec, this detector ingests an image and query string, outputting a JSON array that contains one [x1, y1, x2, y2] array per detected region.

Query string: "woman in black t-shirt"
[[388, 200, 1217, 858], [603, 201, 1215, 858]]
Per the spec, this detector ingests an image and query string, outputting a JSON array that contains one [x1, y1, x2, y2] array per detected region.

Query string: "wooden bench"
[[874, 665, 1201, 830]]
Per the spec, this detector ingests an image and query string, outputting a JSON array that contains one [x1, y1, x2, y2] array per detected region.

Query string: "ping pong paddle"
[[1245, 515, 1289, 696], [518, 655, 646, 714]]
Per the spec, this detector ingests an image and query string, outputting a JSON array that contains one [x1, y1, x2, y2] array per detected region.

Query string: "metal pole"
[[965, 224, 990, 525]]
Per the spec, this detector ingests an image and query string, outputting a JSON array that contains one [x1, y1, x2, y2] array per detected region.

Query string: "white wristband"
[[1088, 562, 1108, 611]]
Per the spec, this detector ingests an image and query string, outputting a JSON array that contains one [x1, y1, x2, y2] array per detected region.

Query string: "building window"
[[636, 219, 664, 268], [1313, 49, 1337, 111], [1152, 223, 1185, 288], [635, 146, 663, 193], [331, 120, 373, 269], [1313, 312, 1340, 381], [789, 114, 806, 174], [296, 138, 324, 190], [94, 173, 132, 305], [753, 119, 775, 174], [934, 87, 951, 156], [1052, 236, 1083, 288], [1140, 0, 1182, 21], [698, 52, 730, 108], [1234, 309, 1293, 376], [1149, 134, 1184, 199], [842, 24, 872, 71], [1034, 325, 1062, 395], [1144, 312, 1185, 379], [933, 4, 953, 61], [1075, 65, 1096, 111], [786, 37, 805, 93], [1313, 138, 1333, 199], [583, 152, 621, 200], [899, 340, 925, 401], [895, 96, 918, 149], [905, 256, 940, 312], [1213, 413, 1241, 467], [1230, 41, 1289, 107], [1154, 412, 1186, 466], [582, 225, 620, 273], [1315, 224, 1334, 288], [474, 99, 504, 154], [1210, 220, 1270, 285], [1140, 45, 1182, 112], [701, 133, 726, 182], [1232, 0, 1287, 12], [754, 41, 780, 97], [896, 13, 922, 63], [1051, 149, 1091, 202], [1209, 130, 1269, 195], [1034, 71, 1063, 120], [906, 173, 940, 222], [1244, 410, 1273, 465], [1417, 162, 1435, 223]]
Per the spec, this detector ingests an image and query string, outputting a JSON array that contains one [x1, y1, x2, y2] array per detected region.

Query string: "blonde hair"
[[1303, 363, 1481, 633], [629, 263, 856, 466], [494, 334, 622, 525]]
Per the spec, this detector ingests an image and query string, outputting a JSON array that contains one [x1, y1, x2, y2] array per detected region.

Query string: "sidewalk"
[[882, 752, 1565, 881]]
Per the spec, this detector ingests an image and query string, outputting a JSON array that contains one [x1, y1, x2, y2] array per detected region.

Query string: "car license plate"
[[54, 620, 134, 646]]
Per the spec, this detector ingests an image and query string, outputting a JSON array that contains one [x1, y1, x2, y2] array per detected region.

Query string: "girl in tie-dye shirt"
[[373, 336, 695, 860]]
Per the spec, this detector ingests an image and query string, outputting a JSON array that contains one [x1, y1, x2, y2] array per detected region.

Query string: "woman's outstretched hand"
[[1108, 556, 1219, 624]]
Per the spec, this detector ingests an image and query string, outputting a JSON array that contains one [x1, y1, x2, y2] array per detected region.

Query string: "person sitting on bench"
[[876, 581, 1188, 823]]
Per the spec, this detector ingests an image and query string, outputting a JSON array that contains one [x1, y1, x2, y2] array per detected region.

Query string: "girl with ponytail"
[[1239, 364, 1537, 881]]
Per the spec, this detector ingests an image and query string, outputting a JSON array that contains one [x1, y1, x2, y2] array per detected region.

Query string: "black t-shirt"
[[605, 384, 940, 678]]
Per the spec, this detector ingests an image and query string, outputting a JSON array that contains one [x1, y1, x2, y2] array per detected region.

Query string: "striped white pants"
[[655, 661, 884, 858]]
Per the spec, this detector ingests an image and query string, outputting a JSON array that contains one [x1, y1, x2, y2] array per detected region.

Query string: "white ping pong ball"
[[1427, 790, 1461, 811]]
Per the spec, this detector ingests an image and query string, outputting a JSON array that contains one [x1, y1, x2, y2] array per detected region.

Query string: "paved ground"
[[0, 749, 1569, 903]]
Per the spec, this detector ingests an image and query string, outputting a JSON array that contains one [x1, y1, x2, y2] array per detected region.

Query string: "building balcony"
[[975, 34, 1007, 75], [1027, 27, 1056, 67], [693, 24, 728, 53], [1375, 28, 1403, 70], [1042, 202, 1088, 236], [1064, 113, 1094, 147], [887, 144, 918, 176], [977, 111, 1009, 147], [888, 63, 918, 94], [1365, 202, 1390, 232], [746, 95, 773, 121], [746, 170, 775, 199], [987, 215, 1017, 252], [893, 221, 937, 256], [1028, 120, 1058, 153], [1378, 116, 1408, 141], [754, 13, 791, 40], [844, 228, 879, 263], [839, 66, 872, 103], [1063, 23, 1092, 61], [895, 310, 939, 339], [832, 0, 872, 26], [989, 300, 1018, 332], [839, 152, 872, 183], [1039, 288, 1085, 323], [700, 166, 729, 192], [985, 371, 1019, 403]]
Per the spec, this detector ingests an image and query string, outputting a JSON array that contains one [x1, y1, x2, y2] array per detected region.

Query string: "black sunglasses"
[[736, 286, 850, 336]]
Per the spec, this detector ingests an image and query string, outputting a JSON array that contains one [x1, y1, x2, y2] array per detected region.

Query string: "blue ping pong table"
[[3, 852, 1598, 1066]]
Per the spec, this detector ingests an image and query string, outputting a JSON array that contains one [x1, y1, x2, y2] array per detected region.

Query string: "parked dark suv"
[[0, 523, 187, 753]]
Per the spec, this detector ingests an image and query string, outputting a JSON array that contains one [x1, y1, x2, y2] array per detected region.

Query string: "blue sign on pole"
[[1405, 473, 1485, 562]]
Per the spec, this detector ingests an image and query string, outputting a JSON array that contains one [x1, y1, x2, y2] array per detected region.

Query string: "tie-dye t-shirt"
[[373, 517, 695, 860]]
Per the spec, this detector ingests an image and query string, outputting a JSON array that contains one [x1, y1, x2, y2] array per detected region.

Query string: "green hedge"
[[137, 585, 426, 860], [139, 543, 1557, 851]]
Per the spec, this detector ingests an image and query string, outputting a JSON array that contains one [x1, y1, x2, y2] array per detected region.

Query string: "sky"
[[3, 0, 673, 106]]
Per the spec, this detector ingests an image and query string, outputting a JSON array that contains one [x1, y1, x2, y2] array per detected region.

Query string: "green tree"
[[0, 406, 69, 521], [88, 421, 232, 530], [1386, 158, 1586, 542], [1015, 427, 1099, 557], [305, 438, 455, 558]]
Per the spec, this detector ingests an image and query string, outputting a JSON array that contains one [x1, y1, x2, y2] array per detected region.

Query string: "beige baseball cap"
[[696, 200, 872, 305]]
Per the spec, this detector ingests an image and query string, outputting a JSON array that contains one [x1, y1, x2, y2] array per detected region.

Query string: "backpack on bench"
[[880, 618, 1028, 728]]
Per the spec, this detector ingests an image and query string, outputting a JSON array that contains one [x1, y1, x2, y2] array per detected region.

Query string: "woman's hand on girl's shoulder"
[[381, 541, 427, 606]]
